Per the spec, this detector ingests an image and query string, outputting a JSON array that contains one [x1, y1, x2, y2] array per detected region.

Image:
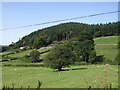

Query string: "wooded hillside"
[[9, 22, 119, 49]]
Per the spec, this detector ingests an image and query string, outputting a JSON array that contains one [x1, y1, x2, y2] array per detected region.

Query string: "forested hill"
[[9, 22, 119, 49]]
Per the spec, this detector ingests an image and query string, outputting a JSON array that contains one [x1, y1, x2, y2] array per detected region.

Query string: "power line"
[[0, 10, 119, 31]]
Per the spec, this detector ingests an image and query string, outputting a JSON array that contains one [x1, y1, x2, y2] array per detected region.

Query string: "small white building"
[[20, 47, 25, 50]]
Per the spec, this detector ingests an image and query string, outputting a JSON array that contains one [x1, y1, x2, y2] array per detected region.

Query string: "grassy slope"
[[94, 36, 118, 44], [94, 36, 118, 61], [95, 45, 118, 61], [7, 47, 49, 58], [1, 47, 50, 65], [1, 36, 119, 88]]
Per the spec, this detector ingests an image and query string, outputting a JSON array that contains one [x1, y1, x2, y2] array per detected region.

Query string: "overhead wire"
[[0, 10, 119, 31]]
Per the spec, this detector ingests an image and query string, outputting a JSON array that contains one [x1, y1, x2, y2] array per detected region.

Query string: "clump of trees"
[[73, 32, 96, 63], [44, 33, 101, 71], [22, 50, 40, 63], [1, 46, 9, 52], [44, 44, 76, 71]]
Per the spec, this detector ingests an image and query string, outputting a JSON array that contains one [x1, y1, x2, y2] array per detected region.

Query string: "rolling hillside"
[[1, 36, 118, 65], [8, 22, 118, 49]]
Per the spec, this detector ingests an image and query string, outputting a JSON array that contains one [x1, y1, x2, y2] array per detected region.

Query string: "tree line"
[[8, 21, 119, 49]]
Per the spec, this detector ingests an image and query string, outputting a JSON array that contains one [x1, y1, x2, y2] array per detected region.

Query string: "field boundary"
[[96, 44, 117, 46]]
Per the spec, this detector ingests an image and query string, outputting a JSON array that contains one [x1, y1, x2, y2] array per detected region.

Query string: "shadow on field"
[[71, 67, 88, 71], [54, 67, 88, 72]]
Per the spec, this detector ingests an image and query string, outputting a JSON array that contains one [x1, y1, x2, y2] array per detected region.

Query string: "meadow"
[[94, 36, 118, 62], [1, 36, 119, 88], [2, 65, 118, 88], [94, 36, 118, 45]]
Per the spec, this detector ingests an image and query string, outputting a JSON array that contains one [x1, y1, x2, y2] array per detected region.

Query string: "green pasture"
[[2, 65, 118, 88], [94, 36, 118, 44], [94, 36, 118, 62], [95, 45, 118, 61]]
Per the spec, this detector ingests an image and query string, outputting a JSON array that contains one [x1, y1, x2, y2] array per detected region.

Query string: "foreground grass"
[[2, 65, 118, 88]]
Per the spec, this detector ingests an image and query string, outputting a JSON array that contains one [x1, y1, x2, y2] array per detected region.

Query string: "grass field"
[[94, 36, 118, 44], [1, 36, 119, 88], [95, 45, 118, 61], [2, 65, 118, 88], [94, 36, 118, 62]]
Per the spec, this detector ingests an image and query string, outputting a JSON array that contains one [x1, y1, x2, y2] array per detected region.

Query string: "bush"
[[30, 50, 40, 63], [88, 50, 96, 64], [15, 49, 21, 53], [95, 55, 105, 63]]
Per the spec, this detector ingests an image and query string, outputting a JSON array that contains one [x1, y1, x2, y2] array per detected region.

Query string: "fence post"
[[12, 82, 15, 90], [88, 86, 91, 90]]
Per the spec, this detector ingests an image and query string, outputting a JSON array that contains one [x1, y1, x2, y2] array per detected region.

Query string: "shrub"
[[95, 55, 105, 63], [30, 50, 40, 63], [15, 49, 21, 53]]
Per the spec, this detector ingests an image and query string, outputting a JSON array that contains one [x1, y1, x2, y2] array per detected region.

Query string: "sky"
[[1, 2, 118, 45]]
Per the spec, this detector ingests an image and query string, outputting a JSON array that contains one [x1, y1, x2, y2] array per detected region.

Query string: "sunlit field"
[[1, 36, 119, 88]]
